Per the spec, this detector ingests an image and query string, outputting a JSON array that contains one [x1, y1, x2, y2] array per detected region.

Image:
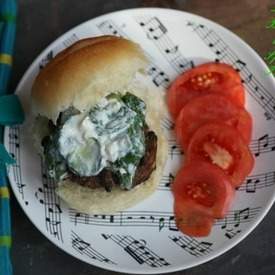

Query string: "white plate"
[[5, 8, 275, 274]]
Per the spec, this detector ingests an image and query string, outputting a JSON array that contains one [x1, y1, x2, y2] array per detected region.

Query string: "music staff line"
[[38, 33, 79, 69], [102, 234, 170, 267], [159, 170, 275, 193], [72, 210, 176, 231], [35, 160, 63, 242], [71, 231, 115, 264], [187, 21, 275, 120], [169, 235, 212, 257], [250, 134, 275, 157], [161, 120, 275, 162], [168, 138, 183, 158], [97, 19, 170, 88], [136, 16, 194, 74], [215, 207, 260, 229], [158, 173, 175, 191], [166, 132, 275, 160], [161, 117, 174, 131], [8, 126, 25, 200], [70, 207, 261, 231]]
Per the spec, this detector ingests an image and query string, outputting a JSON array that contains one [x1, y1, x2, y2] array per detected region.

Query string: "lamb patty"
[[69, 130, 158, 191]]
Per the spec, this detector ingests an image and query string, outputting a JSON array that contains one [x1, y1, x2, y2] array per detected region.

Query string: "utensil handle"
[[0, 165, 12, 275]]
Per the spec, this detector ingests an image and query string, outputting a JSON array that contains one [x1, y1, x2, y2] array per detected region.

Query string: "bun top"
[[31, 36, 148, 123]]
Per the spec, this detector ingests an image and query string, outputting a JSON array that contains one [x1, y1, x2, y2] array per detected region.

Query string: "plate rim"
[[6, 7, 275, 274]]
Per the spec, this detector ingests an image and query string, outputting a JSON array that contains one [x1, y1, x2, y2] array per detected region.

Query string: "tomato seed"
[[197, 76, 203, 82]]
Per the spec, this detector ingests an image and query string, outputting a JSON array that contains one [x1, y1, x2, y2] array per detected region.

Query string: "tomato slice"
[[172, 161, 234, 218], [186, 123, 254, 187], [167, 62, 245, 119], [175, 94, 252, 150], [174, 200, 214, 237]]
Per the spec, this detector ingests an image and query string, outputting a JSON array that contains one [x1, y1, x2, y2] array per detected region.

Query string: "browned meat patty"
[[68, 130, 158, 191], [69, 169, 117, 192], [132, 131, 157, 186]]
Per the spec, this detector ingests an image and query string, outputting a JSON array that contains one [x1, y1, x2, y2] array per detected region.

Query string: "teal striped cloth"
[[0, 1, 17, 275]]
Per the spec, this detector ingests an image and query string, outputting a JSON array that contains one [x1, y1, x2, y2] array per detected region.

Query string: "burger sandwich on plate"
[[31, 35, 168, 214]]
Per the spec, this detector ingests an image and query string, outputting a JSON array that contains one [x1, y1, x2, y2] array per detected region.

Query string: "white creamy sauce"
[[58, 98, 135, 176]]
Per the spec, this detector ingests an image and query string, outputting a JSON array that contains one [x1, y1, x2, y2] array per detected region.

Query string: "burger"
[[31, 35, 167, 214]]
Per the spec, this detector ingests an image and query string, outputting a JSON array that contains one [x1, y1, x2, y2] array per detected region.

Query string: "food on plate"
[[172, 161, 234, 219], [31, 36, 168, 214], [167, 62, 245, 119], [186, 122, 254, 187], [167, 61, 254, 237], [174, 201, 214, 237], [175, 94, 252, 150]]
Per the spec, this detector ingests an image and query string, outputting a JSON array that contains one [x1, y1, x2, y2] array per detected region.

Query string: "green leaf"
[[42, 132, 67, 181], [122, 92, 146, 117]]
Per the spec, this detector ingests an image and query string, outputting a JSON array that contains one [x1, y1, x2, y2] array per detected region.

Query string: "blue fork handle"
[[0, 0, 16, 95], [0, 164, 12, 275], [0, 1, 17, 274]]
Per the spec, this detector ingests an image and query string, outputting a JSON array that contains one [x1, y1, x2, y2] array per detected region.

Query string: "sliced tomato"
[[174, 200, 214, 237], [167, 62, 245, 119], [172, 161, 234, 218], [175, 94, 252, 150], [186, 123, 254, 187]]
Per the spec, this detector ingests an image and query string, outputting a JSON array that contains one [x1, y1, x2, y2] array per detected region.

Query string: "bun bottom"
[[53, 73, 168, 214], [56, 133, 167, 214]]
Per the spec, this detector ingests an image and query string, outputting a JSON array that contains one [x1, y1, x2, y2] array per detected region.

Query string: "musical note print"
[[136, 16, 195, 74], [39, 51, 54, 70], [35, 186, 62, 214], [158, 173, 175, 190], [217, 207, 260, 238], [62, 33, 79, 48], [217, 207, 260, 228], [73, 212, 90, 225], [237, 171, 275, 193], [38, 33, 79, 70], [250, 134, 275, 157], [219, 209, 248, 239], [8, 126, 26, 201], [233, 208, 250, 228], [102, 234, 170, 267], [168, 138, 183, 159], [97, 19, 170, 88], [159, 170, 275, 193], [70, 206, 260, 235], [224, 228, 241, 239], [187, 21, 275, 120], [169, 235, 213, 257], [147, 65, 170, 88], [70, 210, 178, 232], [140, 17, 168, 40], [71, 231, 115, 264], [97, 20, 126, 37], [161, 117, 174, 131], [35, 160, 63, 242]]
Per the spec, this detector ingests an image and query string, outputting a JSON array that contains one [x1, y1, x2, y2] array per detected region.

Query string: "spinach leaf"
[[122, 92, 146, 117], [42, 132, 67, 181], [111, 103, 146, 190], [42, 92, 147, 189], [112, 152, 140, 189], [89, 95, 136, 136]]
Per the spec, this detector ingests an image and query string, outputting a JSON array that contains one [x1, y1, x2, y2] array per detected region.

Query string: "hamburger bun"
[[31, 36, 168, 214]]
